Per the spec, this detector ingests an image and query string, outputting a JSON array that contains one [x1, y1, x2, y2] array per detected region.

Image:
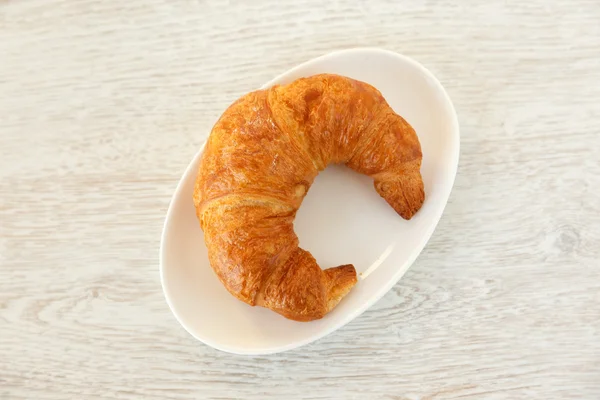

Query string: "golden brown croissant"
[[193, 74, 424, 321]]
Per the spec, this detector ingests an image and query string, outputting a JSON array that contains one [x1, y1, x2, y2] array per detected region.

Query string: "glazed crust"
[[193, 74, 424, 321]]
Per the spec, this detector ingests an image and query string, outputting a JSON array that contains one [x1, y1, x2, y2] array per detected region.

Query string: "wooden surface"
[[1, 0, 599, 399]]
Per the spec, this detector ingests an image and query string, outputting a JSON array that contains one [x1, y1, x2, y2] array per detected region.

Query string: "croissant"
[[193, 74, 424, 321]]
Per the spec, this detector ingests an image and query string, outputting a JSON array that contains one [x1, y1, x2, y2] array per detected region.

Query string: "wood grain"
[[1, 0, 599, 399]]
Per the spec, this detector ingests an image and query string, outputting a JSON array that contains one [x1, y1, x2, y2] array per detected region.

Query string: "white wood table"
[[1, 1, 599, 399]]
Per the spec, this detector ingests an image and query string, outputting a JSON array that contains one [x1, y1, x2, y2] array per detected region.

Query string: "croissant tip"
[[375, 173, 425, 220], [324, 264, 358, 313]]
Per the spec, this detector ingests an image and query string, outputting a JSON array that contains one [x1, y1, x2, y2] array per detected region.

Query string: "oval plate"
[[160, 48, 459, 355]]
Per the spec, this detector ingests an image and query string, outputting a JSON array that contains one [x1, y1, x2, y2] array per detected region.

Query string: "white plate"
[[160, 48, 459, 355]]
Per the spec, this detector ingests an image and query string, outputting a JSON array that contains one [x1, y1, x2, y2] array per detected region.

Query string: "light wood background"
[[1, 0, 599, 399]]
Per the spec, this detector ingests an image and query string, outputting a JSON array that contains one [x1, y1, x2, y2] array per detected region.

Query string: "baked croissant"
[[193, 74, 424, 321]]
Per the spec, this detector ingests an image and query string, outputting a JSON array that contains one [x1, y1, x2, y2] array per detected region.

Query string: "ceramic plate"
[[160, 48, 459, 354]]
